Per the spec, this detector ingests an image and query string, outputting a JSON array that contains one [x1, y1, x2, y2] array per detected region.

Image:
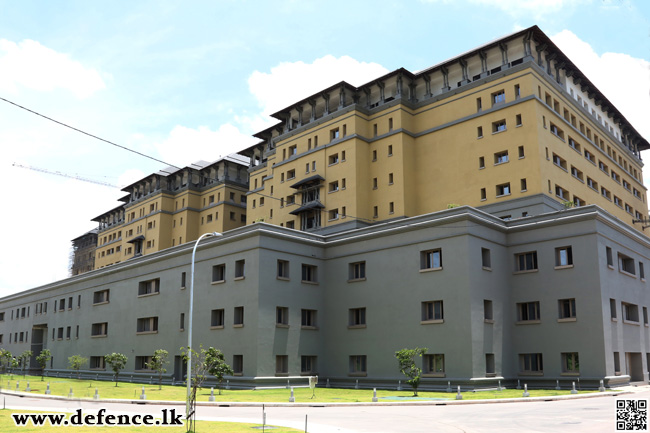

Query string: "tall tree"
[[146, 349, 169, 390], [35, 349, 52, 381], [205, 348, 233, 395]]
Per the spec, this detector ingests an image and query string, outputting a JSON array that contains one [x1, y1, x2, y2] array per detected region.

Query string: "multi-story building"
[[1, 25, 650, 389], [91, 156, 249, 269], [69, 229, 97, 276], [244, 26, 647, 233]]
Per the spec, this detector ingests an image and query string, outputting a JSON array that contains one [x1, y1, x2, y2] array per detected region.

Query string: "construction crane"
[[12, 163, 121, 188]]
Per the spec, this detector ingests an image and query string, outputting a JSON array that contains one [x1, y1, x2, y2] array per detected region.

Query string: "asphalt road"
[[2, 387, 647, 432]]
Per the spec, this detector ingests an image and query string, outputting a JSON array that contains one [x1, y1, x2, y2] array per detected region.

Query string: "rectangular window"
[[519, 353, 543, 373], [234, 306, 244, 326], [212, 264, 226, 283], [276, 307, 289, 326], [515, 251, 538, 272], [619, 253, 636, 275], [484, 300, 493, 321], [138, 279, 160, 296], [57, 327, 64, 340], [286, 169, 295, 180], [274, 355, 289, 375], [329, 181, 339, 192], [211, 309, 224, 328], [349, 355, 367, 375], [329, 208, 339, 220], [561, 353, 580, 374], [492, 120, 506, 133], [301, 356, 317, 374], [330, 128, 340, 141], [555, 246, 573, 267], [517, 301, 540, 322], [136, 317, 158, 334], [623, 302, 639, 323], [486, 353, 496, 376], [348, 308, 366, 327], [301, 264, 318, 283], [584, 150, 595, 163], [233, 355, 243, 374], [479, 156, 485, 169], [90, 356, 105, 370], [558, 298, 576, 320], [496, 183, 511, 196], [606, 247, 614, 267], [422, 300, 444, 322], [66, 326, 71, 339], [520, 178, 527, 192], [492, 90, 505, 106], [614, 352, 621, 373], [494, 151, 509, 165], [516, 114, 522, 126], [135, 356, 153, 371], [644, 307, 648, 325], [640, 262, 645, 280], [372, 150, 377, 161], [301, 309, 317, 328], [349, 262, 366, 281], [481, 248, 491, 269], [235, 260, 245, 279], [388, 145, 393, 156], [518, 146, 525, 158], [93, 289, 110, 305], [599, 160, 609, 174], [424, 354, 445, 375], [480, 188, 486, 200], [568, 138, 580, 152], [91, 322, 108, 337], [477, 126, 483, 138], [420, 249, 442, 270], [610, 298, 617, 319], [180, 313, 185, 331], [277, 260, 289, 279], [552, 153, 567, 170], [476, 97, 482, 112]]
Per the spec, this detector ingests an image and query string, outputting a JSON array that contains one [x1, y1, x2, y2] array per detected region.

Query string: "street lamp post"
[[186, 232, 222, 426]]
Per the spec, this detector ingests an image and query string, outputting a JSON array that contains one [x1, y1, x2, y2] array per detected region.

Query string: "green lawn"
[[1, 409, 301, 433], [0, 374, 596, 402]]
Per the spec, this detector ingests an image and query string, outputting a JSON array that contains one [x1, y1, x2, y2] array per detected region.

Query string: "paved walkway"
[[1, 385, 648, 432]]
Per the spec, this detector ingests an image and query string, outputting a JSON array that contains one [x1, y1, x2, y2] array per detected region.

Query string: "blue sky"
[[0, 0, 649, 296]]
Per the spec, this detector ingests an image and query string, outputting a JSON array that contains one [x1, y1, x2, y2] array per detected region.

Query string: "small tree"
[[68, 355, 88, 379], [205, 348, 233, 395], [395, 347, 428, 396], [35, 349, 52, 381], [0, 349, 12, 374], [18, 350, 33, 378], [145, 349, 169, 390], [104, 353, 128, 387]]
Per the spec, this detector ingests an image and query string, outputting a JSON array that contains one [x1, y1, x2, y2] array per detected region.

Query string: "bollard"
[[446, 381, 452, 393], [286, 379, 290, 389], [571, 382, 578, 394], [456, 385, 463, 400], [289, 386, 295, 403], [497, 380, 502, 391], [372, 388, 378, 402], [555, 379, 561, 390], [599, 380, 606, 392], [16, 381, 19, 391], [522, 384, 530, 397], [209, 387, 215, 402], [25, 381, 30, 392], [68, 387, 74, 398], [226, 379, 230, 390], [355, 379, 359, 390], [397, 380, 402, 391], [516, 379, 521, 390], [94, 388, 99, 400], [140, 386, 146, 400], [45, 383, 51, 395], [326, 378, 330, 388]]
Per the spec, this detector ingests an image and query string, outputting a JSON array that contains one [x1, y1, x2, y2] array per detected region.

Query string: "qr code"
[[617, 399, 648, 431]]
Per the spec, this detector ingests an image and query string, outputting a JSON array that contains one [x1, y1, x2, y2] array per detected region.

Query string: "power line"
[[0, 96, 182, 171]]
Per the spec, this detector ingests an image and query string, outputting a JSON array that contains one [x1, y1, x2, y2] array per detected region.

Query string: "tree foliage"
[[146, 349, 169, 390], [205, 348, 233, 395], [35, 349, 52, 380], [395, 347, 428, 396], [0, 349, 12, 374], [104, 353, 128, 387], [68, 354, 88, 379], [18, 350, 33, 377]]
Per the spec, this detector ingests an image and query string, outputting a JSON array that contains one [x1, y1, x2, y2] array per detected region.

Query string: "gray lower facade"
[[1, 202, 649, 389]]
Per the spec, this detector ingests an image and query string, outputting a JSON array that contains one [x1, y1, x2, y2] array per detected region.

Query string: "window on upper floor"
[[349, 261, 366, 281], [234, 306, 244, 326], [515, 251, 538, 272], [91, 322, 108, 337], [329, 181, 339, 193], [138, 279, 160, 297], [348, 307, 366, 328], [136, 317, 158, 334], [212, 264, 226, 283], [492, 90, 505, 106], [571, 166, 583, 181], [496, 183, 511, 197], [484, 300, 493, 321], [329, 154, 339, 165], [552, 153, 567, 170], [277, 260, 289, 280], [517, 301, 540, 322], [494, 151, 509, 165], [276, 307, 289, 327], [210, 309, 224, 328], [93, 289, 110, 305], [555, 246, 573, 267], [492, 120, 506, 133], [619, 253, 636, 275], [301, 309, 317, 328], [420, 249, 442, 271], [301, 264, 318, 283], [481, 248, 491, 269], [235, 260, 245, 279], [623, 302, 639, 323], [558, 298, 576, 320], [422, 300, 444, 323]]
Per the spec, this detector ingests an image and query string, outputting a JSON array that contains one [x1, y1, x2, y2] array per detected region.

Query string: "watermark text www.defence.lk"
[[13, 408, 183, 427]]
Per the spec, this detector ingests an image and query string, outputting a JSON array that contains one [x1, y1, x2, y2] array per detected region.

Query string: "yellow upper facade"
[[243, 26, 648, 233], [92, 157, 249, 269]]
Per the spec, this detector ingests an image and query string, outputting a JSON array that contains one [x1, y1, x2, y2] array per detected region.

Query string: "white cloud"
[[0, 39, 106, 99], [420, 0, 592, 19], [248, 55, 389, 117], [153, 123, 257, 167]]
